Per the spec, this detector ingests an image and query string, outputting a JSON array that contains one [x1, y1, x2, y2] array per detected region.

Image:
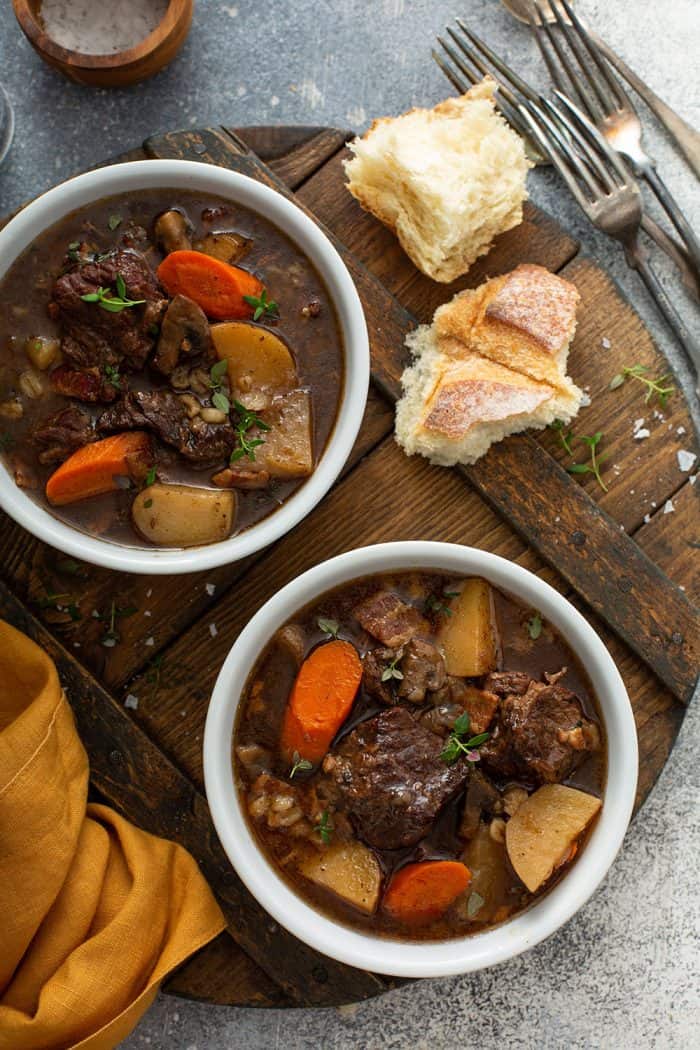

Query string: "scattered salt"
[[634, 428, 650, 440], [643, 513, 651, 524], [633, 417, 645, 432], [39, 0, 168, 55], [663, 500, 674, 514], [146, 588, 152, 598], [205, 583, 216, 596], [102, 637, 117, 648], [209, 623, 218, 637], [144, 610, 152, 617], [677, 449, 697, 472], [73, 641, 80, 648], [124, 694, 139, 710], [145, 636, 154, 647], [677, 426, 686, 436], [580, 392, 592, 407], [690, 474, 697, 486], [601, 337, 611, 349]]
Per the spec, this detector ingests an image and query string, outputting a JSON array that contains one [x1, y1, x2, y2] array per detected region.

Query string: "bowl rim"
[[0, 159, 369, 573], [203, 541, 638, 978]]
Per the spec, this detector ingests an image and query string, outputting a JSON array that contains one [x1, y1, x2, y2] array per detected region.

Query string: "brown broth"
[[234, 571, 607, 942], [0, 189, 344, 547]]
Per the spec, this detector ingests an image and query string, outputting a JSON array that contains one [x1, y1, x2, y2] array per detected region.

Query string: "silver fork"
[[433, 30, 700, 395], [433, 22, 700, 302], [528, 0, 700, 280]]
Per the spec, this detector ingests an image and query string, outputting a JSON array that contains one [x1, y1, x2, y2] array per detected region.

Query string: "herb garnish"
[[103, 364, 121, 390], [209, 360, 231, 414], [381, 651, 404, 682], [108, 214, 122, 231], [317, 617, 340, 639], [243, 288, 279, 322], [230, 400, 271, 463], [38, 585, 81, 622], [67, 241, 81, 262], [440, 712, 490, 765], [289, 750, 313, 779], [144, 465, 157, 488], [527, 612, 542, 640], [426, 591, 459, 617], [566, 432, 610, 493], [81, 274, 146, 313], [314, 810, 334, 845], [94, 600, 138, 647], [610, 364, 674, 408], [550, 419, 575, 456]]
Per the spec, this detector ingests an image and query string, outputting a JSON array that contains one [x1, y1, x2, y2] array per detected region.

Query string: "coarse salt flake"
[[663, 500, 674, 514], [205, 583, 216, 596], [677, 426, 686, 436], [145, 636, 154, 647], [601, 337, 611, 349], [209, 623, 218, 637], [634, 429, 650, 440], [677, 450, 697, 472], [643, 513, 651, 524], [124, 694, 139, 710], [580, 392, 591, 407]]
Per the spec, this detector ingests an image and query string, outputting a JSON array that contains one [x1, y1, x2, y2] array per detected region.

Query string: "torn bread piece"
[[395, 264, 583, 466], [435, 264, 582, 397], [344, 78, 532, 283]]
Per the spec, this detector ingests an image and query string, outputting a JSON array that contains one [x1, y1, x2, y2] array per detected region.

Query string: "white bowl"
[[204, 541, 638, 978], [0, 160, 369, 573]]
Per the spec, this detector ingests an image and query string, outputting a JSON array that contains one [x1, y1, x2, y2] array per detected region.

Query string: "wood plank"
[[0, 582, 396, 1007], [164, 931, 290, 1007], [633, 479, 699, 605], [228, 125, 351, 187]]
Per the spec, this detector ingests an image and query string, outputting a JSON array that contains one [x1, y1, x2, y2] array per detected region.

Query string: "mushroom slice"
[[154, 295, 212, 376], [154, 209, 192, 254], [193, 231, 253, 264]]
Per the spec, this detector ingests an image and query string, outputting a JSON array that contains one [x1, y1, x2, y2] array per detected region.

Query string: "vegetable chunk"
[[506, 783, 602, 892], [299, 841, 381, 915], [437, 578, 497, 677], [280, 639, 362, 763], [383, 860, 471, 926], [46, 431, 150, 506], [157, 251, 264, 321], [211, 321, 297, 395], [131, 483, 236, 548]]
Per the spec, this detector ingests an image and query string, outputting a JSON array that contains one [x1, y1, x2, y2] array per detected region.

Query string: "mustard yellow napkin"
[[0, 620, 226, 1050]]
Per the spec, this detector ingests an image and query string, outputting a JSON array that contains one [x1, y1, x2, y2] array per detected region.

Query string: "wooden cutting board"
[[0, 125, 697, 1009]]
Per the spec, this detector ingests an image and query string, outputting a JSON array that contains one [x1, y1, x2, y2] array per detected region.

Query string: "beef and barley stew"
[[0, 190, 343, 547], [235, 573, 605, 940]]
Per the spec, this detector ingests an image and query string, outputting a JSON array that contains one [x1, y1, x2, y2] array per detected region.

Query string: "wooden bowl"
[[12, 0, 193, 87]]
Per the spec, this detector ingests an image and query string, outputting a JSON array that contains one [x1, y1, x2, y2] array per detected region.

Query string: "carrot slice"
[[157, 250, 264, 320], [280, 639, 362, 763], [46, 432, 151, 506], [383, 861, 471, 927]]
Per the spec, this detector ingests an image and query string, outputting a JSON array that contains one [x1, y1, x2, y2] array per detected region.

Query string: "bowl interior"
[[0, 159, 369, 573], [204, 542, 638, 978]]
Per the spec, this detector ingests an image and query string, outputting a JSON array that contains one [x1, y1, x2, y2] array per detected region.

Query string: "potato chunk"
[[298, 841, 381, 915], [258, 390, 314, 479], [194, 232, 252, 264], [437, 578, 497, 677], [458, 825, 511, 923], [131, 484, 235, 548], [211, 321, 297, 396], [506, 783, 602, 892]]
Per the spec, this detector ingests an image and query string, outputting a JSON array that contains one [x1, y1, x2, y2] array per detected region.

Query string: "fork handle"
[[626, 242, 700, 396], [637, 161, 700, 279]]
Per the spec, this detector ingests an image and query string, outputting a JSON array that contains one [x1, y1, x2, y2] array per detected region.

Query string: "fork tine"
[[549, 0, 612, 117], [526, 1, 569, 94], [526, 99, 605, 201], [554, 90, 631, 183], [531, 0, 598, 118], [557, 0, 628, 112], [431, 47, 476, 95], [436, 34, 530, 139], [540, 98, 617, 193], [519, 102, 592, 212], [453, 19, 538, 103]]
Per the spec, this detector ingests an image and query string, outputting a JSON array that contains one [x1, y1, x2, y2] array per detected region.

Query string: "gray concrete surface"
[[1, 0, 698, 1046]]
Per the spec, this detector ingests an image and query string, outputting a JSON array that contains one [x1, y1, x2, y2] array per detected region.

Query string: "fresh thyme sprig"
[[609, 364, 674, 408], [289, 750, 313, 779], [527, 612, 542, 640], [314, 810, 334, 845], [566, 432, 610, 493], [381, 651, 404, 682], [425, 591, 459, 617], [229, 400, 271, 463], [243, 288, 279, 322], [209, 360, 230, 414], [440, 711, 490, 765], [550, 419, 575, 456], [81, 274, 145, 313], [317, 617, 340, 639]]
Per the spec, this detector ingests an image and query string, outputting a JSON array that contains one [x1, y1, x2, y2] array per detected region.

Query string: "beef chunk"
[[362, 646, 398, 705], [98, 389, 236, 466], [152, 295, 212, 375], [50, 249, 167, 371], [481, 676, 600, 784], [32, 405, 95, 464], [50, 364, 119, 404], [354, 590, 430, 648], [397, 638, 446, 703], [323, 707, 469, 849], [484, 671, 532, 697]]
